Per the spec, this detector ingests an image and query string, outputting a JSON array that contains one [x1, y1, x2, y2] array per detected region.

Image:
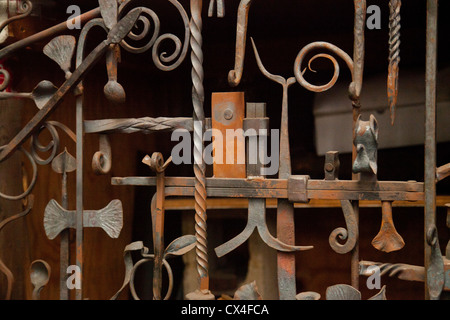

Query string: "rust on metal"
[[228, 0, 253, 87], [0, 0, 446, 302], [371, 201, 405, 253], [211, 92, 246, 179], [388, 0, 401, 125]]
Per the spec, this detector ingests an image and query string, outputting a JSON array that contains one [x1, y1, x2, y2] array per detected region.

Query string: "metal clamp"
[[288, 175, 309, 203]]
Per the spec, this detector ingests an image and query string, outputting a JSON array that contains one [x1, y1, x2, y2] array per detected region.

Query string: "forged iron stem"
[[143, 153, 172, 300], [251, 38, 313, 300], [350, 0, 366, 291], [228, 0, 253, 87]]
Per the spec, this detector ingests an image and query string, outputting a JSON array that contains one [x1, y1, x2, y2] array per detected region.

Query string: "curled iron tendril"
[[118, 0, 190, 71], [0, 146, 37, 201], [30, 121, 76, 166], [0, 121, 75, 201], [0, 195, 34, 300], [294, 41, 355, 96], [329, 200, 358, 254]]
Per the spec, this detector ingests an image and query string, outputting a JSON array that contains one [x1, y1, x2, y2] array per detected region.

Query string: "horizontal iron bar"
[[84, 117, 213, 134], [112, 177, 424, 201], [161, 196, 450, 211]]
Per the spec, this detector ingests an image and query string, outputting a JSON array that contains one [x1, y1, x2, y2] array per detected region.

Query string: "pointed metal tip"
[[108, 8, 143, 44]]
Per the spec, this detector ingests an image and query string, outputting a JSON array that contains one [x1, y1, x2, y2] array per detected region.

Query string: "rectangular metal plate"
[[211, 92, 246, 178]]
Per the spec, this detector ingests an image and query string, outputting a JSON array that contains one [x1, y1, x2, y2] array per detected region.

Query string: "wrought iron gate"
[[0, 0, 448, 301]]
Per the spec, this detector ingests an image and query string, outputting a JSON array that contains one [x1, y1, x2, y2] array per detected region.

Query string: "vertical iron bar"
[[350, 0, 366, 291], [75, 94, 84, 300], [60, 169, 69, 300], [277, 83, 296, 300], [425, 0, 438, 301]]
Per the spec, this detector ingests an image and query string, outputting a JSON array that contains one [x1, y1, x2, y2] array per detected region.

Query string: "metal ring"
[[129, 257, 174, 300]]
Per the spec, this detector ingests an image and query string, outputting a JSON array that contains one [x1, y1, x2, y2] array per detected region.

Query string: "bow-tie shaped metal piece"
[[44, 199, 123, 239]]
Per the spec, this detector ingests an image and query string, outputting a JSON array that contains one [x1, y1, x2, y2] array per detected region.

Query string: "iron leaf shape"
[[164, 235, 196, 258], [51, 148, 76, 174]]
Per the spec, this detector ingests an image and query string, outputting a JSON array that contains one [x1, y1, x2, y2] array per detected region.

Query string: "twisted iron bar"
[[360, 261, 416, 278], [388, 0, 401, 125], [190, 0, 209, 293], [84, 117, 195, 134]]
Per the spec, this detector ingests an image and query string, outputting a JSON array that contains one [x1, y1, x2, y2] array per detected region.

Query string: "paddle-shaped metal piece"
[[30, 260, 51, 300], [99, 0, 126, 103], [0, 8, 142, 163], [371, 201, 405, 253], [43, 35, 76, 79]]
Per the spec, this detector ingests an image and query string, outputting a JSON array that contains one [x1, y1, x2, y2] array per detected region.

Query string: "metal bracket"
[[288, 175, 310, 203]]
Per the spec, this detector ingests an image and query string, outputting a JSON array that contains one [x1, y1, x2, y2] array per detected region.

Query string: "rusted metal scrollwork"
[[118, 0, 190, 72], [0, 0, 446, 302], [0, 0, 33, 40], [0, 195, 34, 300]]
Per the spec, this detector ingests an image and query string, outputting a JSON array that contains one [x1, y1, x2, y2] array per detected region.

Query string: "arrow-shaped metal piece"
[[44, 199, 123, 239]]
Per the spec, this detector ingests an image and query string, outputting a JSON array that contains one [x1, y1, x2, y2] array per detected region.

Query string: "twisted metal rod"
[[388, 0, 401, 125], [189, 0, 209, 294]]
